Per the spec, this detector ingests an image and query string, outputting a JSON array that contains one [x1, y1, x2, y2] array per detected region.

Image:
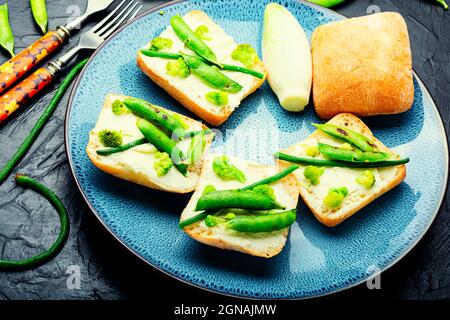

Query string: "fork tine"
[[92, 0, 127, 33], [99, 3, 142, 39]]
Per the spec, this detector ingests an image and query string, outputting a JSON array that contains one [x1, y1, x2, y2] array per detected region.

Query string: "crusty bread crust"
[[279, 113, 406, 227], [182, 155, 301, 258], [86, 94, 214, 194], [311, 12, 414, 119], [137, 10, 267, 126]]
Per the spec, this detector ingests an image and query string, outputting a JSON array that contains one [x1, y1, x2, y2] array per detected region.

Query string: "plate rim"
[[64, 0, 450, 300]]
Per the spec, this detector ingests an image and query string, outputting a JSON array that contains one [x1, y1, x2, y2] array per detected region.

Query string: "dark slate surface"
[[0, 0, 449, 301]]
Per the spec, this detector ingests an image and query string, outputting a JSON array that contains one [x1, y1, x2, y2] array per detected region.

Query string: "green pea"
[[226, 209, 296, 233], [323, 187, 348, 208], [356, 170, 376, 189]]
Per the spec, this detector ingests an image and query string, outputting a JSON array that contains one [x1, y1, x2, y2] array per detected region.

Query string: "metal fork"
[[0, 0, 142, 124]]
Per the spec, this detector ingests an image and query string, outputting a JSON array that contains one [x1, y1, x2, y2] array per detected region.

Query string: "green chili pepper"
[[181, 53, 243, 93], [30, 0, 48, 33], [0, 175, 69, 270], [136, 118, 187, 176], [123, 97, 186, 140], [96, 138, 148, 156], [318, 143, 389, 163], [170, 15, 219, 66], [306, 0, 347, 8], [276, 152, 409, 168], [0, 3, 14, 57], [179, 165, 299, 229], [195, 189, 285, 212], [0, 59, 88, 186], [226, 209, 296, 233], [140, 49, 265, 79], [313, 123, 376, 152]]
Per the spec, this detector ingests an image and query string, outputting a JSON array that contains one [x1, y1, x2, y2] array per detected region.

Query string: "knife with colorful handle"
[[0, 1, 141, 124], [0, 0, 114, 96]]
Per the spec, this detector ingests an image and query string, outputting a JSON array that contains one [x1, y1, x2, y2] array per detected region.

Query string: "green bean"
[[136, 118, 187, 176], [318, 143, 389, 163], [184, 128, 212, 139], [140, 49, 265, 79], [276, 152, 410, 168], [30, 0, 48, 33], [181, 54, 243, 93], [306, 0, 347, 8], [0, 59, 88, 186], [195, 190, 285, 212], [179, 165, 299, 229], [0, 3, 14, 57], [313, 123, 376, 152], [123, 97, 186, 140], [0, 175, 69, 270], [170, 15, 219, 66], [227, 209, 296, 233], [96, 138, 147, 156]]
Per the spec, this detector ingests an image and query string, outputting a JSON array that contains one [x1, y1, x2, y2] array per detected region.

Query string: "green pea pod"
[[181, 54, 243, 93], [227, 209, 296, 233], [30, 0, 48, 33], [195, 190, 286, 212], [276, 152, 409, 168], [124, 97, 186, 140], [318, 143, 389, 163], [136, 118, 188, 176], [313, 123, 376, 152], [0, 4, 14, 57], [170, 15, 219, 66]]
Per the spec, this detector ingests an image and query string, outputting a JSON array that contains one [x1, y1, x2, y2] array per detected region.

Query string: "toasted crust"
[[279, 113, 406, 227], [311, 12, 414, 119], [181, 155, 301, 258], [86, 94, 214, 194], [137, 10, 267, 126]]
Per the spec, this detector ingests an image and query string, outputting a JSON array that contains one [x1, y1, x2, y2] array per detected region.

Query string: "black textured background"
[[0, 0, 449, 302]]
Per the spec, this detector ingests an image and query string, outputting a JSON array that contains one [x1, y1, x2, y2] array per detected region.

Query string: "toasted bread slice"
[[137, 10, 266, 126], [278, 113, 406, 227], [181, 154, 301, 258], [86, 94, 214, 193]]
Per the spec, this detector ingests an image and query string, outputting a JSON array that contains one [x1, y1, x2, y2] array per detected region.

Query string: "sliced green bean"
[[0, 3, 14, 57], [123, 97, 186, 140], [195, 189, 285, 212], [227, 209, 296, 233], [170, 15, 219, 66], [313, 123, 376, 152], [0, 59, 88, 186], [181, 54, 243, 93], [96, 138, 147, 156], [30, 0, 48, 33], [318, 143, 389, 163], [184, 128, 213, 139], [0, 175, 69, 270], [137, 118, 187, 176], [276, 152, 409, 168], [140, 49, 265, 79]]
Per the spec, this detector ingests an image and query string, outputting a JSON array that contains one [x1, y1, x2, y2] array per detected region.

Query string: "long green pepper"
[[0, 175, 69, 270], [0, 3, 14, 57], [30, 0, 48, 33]]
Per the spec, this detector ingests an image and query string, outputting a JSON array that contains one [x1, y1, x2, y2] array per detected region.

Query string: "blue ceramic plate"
[[66, 0, 448, 299]]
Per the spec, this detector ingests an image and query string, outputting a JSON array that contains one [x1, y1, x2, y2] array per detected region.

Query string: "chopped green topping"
[[340, 143, 353, 151], [153, 151, 173, 176], [149, 37, 173, 51], [166, 58, 190, 78], [98, 129, 122, 148], [205, 91, 228, 107], [205, 215, 218, 227], [212, 155, 246, 183], [252, 184, 276, 201], [194, 25, 211, 41], [111, 99, 129, 115], [323, 187, 349, 208], [356, 170, 376, 189], [203, 184, 216, 195], [305, 145, 319, 157], [231, 44, 259, 68], [304, 166, 324, 185]]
